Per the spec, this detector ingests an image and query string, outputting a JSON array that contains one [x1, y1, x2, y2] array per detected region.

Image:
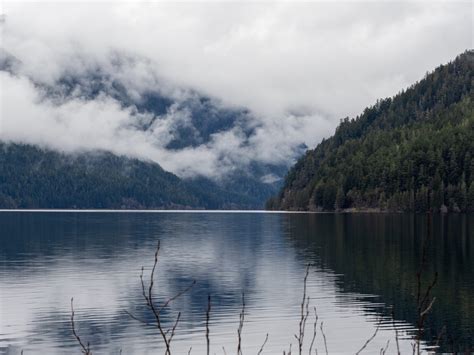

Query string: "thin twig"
[[320, 322, 328, 355], [391, 309, 401, 355], [420, 297, 436, 318], [168, 311, 181, 343], [296, 264, 311, 355], [126, 241, 196, 355], [380, 339, 390, 355], [257, 333, 269, 355], [355, 320, 381, 355], [70, 298, 91, 355], [206, 295, 211, 355], [308, 307, 318, 355], [123, 310, 151, 325], [237, 293, 245, 355], [157, 281, 197, 314]]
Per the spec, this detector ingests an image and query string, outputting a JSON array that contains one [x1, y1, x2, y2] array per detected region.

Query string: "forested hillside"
[[0, 49, 285, 209], [267, 51, 474, 212], [0, 143, 269, 209]]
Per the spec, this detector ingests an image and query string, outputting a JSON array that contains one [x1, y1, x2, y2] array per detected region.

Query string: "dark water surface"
[[0, 212, 472, 354]]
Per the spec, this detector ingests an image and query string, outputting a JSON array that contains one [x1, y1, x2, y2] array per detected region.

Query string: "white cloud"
[[1, 71, 311, 178], [0, 1, 471, 178]]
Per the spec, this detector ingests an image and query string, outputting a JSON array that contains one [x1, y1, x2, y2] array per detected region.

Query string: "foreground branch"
[[70, 298, 92, 355], [127, 240, 196, 355]]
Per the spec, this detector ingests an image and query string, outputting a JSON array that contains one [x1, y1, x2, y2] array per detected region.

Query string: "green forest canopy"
[[268, 50, 474, 212]]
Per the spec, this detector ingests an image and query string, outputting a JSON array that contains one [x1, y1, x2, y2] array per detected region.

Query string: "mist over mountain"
[[0, 48, 310, 180], [0, 2, 471, 209], [0, 50, 293, 208]]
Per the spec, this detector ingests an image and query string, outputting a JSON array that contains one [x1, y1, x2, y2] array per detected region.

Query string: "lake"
[[0, 211, 472, 354]]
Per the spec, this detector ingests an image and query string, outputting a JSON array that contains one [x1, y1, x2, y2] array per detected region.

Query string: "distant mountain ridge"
[[267, 50, 474, 212], [0, 143, 273, 209], [0, 50, 289, 209]]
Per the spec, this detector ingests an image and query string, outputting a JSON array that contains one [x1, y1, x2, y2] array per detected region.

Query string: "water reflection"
[[283, 213, 474, 352], [0, 212, 472, 354]]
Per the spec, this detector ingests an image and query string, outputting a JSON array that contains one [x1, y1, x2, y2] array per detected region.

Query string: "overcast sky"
[[0, 1, 472, 178]]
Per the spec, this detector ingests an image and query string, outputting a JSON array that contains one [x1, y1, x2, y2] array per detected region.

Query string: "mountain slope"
[[267, 51, 474, 212], [0, 143, 268, 209], [0, 50, 286, 209]]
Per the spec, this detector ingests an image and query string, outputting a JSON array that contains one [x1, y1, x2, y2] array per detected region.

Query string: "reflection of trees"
[[283, 213, 473, 351], [3, 212, 472, 352], [2, 212, 275, 353]]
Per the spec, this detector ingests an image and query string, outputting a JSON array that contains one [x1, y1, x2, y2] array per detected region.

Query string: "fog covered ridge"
[[0, 50, 297, 180]]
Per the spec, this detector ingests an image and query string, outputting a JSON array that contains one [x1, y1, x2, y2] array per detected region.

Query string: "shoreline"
[[0, 208, 467, 214]]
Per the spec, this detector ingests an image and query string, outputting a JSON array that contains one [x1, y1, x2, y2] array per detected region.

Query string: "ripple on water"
[[1, 212, 472, 353]]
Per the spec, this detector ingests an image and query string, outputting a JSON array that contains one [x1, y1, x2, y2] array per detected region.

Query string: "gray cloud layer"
[[0, 1, 471, 178]]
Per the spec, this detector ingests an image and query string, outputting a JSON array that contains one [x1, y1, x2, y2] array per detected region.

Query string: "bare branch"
[[257, 333, 269, 355], [237, 293, 245, 355], [126, 240, 196, 355], [320, 322, 328, 355], [168, 311, 181, 344], [380, 340, 390, 355], [157, 280, 197, 314], [355, 321, 381, 355], [308, 307, 318, 355], [206, 295, 211, 355], [296, 264, 311, 355], [123, 310, 151, 326], [420, 297, 436, 318], [70, 298, 92, 355], [391, 309, 401, 355]]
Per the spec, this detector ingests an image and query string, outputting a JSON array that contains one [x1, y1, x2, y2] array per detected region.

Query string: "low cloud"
[[1, 69, 327, 178], [0, 1, 471, 179]]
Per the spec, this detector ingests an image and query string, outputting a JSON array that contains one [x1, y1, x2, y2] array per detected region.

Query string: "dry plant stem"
[[320, 322, 328, 355], [308, 307, 318, 355], [237, 293, 245, 355], [130, 241, 195, 355], [123, 309, 151, 325], [140, 242, 170, 353], [380, 340, 390, 355], [70, 298, 92, 355], [355, 320, 381, 355], [296, 264, 311, 355], [391, 309, 401, 355], [206, 295, 211, 355], [257, 333, 269, 355]]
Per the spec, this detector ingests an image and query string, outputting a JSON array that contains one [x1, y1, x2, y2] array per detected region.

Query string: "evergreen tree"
[[269, 51, 473, 212]]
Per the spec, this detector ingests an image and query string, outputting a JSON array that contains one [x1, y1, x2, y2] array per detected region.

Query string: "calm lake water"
[[0, 212, 472, 354]]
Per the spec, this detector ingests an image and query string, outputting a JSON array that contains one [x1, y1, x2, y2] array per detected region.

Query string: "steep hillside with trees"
[[0, 143, 269, 209], [267, 51, 473, 212]]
